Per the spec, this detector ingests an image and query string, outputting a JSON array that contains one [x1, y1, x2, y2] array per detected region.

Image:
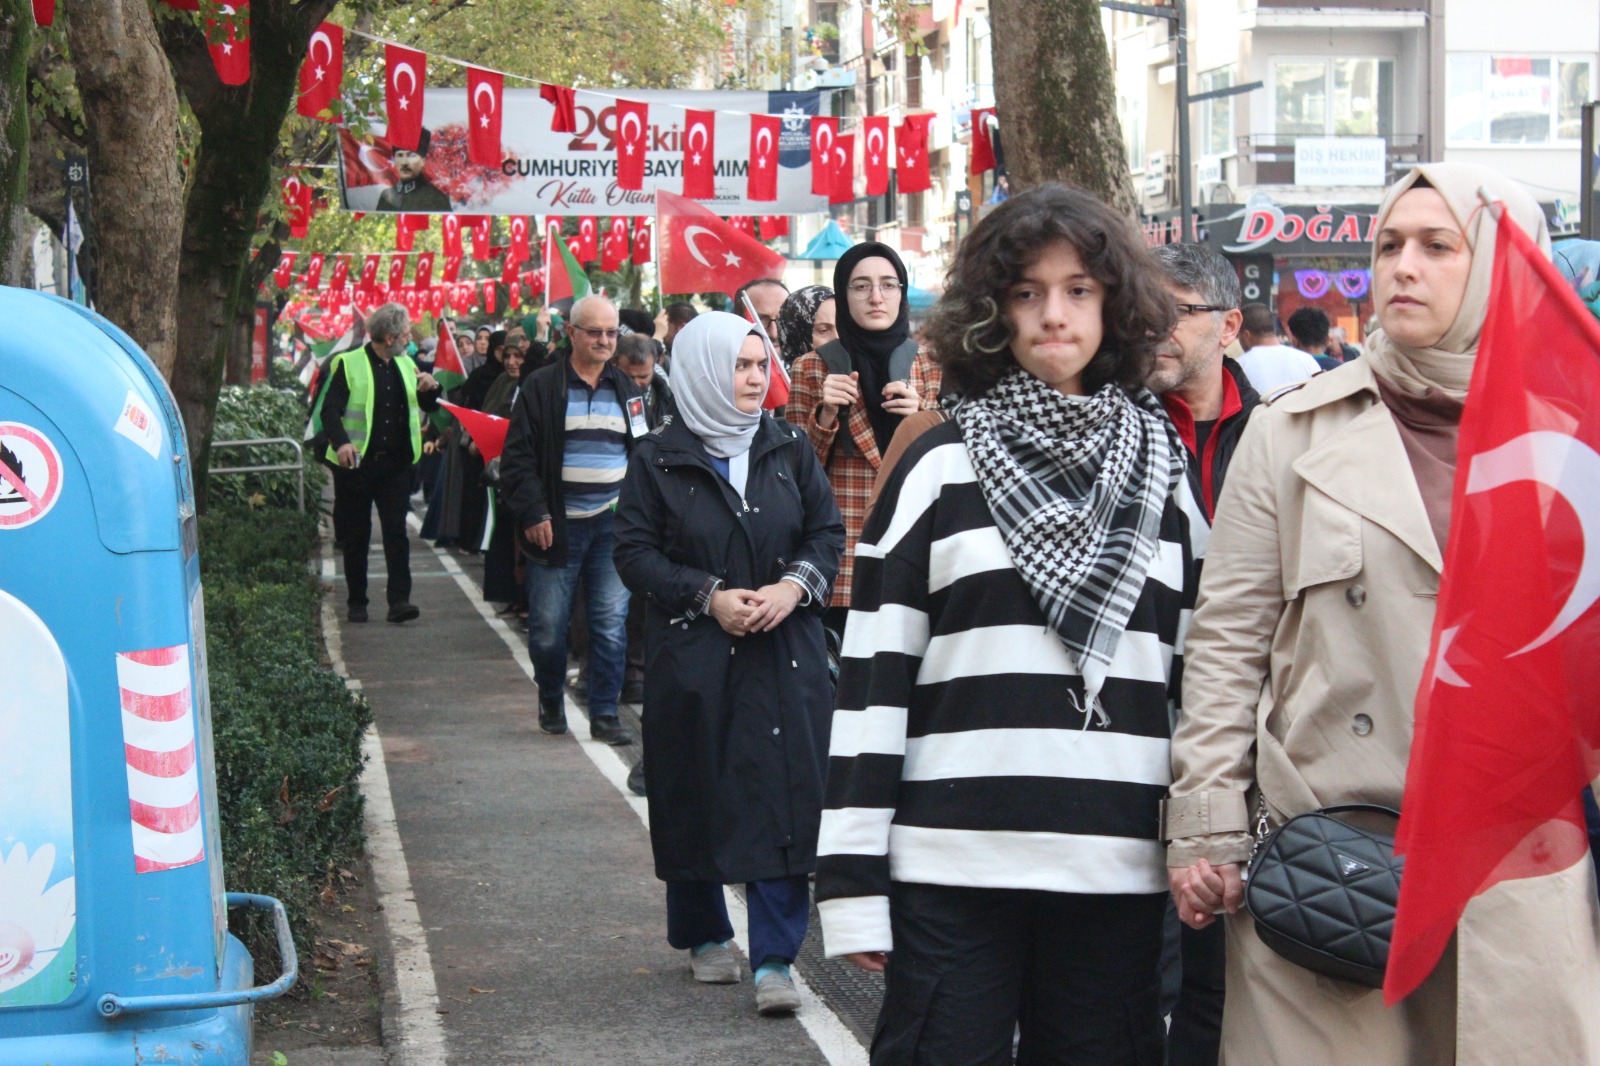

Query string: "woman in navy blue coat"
[[614, 311, 844, 1014]]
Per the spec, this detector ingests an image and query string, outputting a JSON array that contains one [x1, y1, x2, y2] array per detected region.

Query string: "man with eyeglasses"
[[1144, 243, 1260, 1066], [734, 277, 789, 349], [501, 294, 647, 745]]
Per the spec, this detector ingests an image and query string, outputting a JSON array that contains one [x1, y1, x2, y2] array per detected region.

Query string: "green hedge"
[[201, 506, 371, 958], [209, 384, 329, 512]]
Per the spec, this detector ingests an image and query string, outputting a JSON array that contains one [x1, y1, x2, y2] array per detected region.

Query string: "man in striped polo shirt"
[[501, 295, 647, 745]]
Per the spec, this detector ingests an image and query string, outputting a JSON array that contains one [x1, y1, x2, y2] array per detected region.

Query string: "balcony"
[[1235, 133, 1422, 189], [1249, 0, 1428, 29]]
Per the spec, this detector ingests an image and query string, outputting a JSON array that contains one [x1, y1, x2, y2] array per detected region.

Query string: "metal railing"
[[210, 437, 306, 513]]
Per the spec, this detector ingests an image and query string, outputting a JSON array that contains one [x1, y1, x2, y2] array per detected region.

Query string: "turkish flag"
[[282, 175, 312, 237], [389, 255, 407, 290], [469, 215, 492, 261], [439, 401, 511, 463], [429, 287, 445, 315], [482, 280, 497, 314], [749, 113, 780, 202], [31, 0, 52, 25], [541, 83, 577, 134], [970, 107, 997, 174], [467, 67, 504, 167], [304, 253, 325, 291], [633, 219, 653, 266], [728, 216, 756, 238], [297, 21, 341, 118], [384, 44, 427, 151], [656, 188, 787, 297], [830, 132, 855, 204], [616, 99, 649, 191], [508, 216, 531, 265], [578, 216, 599, 262], [566, 236, 583, 263], [500, 251, 523, 287], [602, 217, 630, 272], [760, 216, 789, 241], [441, 255, 461, 284], [274, 252, 296, 289], [896, 113, 933, 194], [810, 117, 839, 196], [330, 254, 350, 290], [441, 214, 463, 258], [1386, 209, 1600, 1004], [683, 109, 716, 200], [360, 254, 380, 290], [414, 252, 434, 289], [862, 116, 891, 196], [396, 213, 428, 251], [205, 0, 250, 86]]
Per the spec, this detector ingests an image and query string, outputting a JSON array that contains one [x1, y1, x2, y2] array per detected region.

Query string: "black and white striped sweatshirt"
[[815, 421, 1205, 958]]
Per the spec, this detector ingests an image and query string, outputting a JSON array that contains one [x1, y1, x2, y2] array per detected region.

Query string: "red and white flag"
[[384, 44, 427, 152], [830, 132, 855, 205], [656, 188, 786, 296], [482, 279, 497, 313], [304, 253, 325, 291], [297, 21, 342, 119], [413, 252, 434, 289], [1386, 207, 1600, 1003], [467, 67, 504, 167], [578, 216, 599, 262], [118, 645, 205, 873], [360, 254, 380, 290], [388, 255, 407, 290], [441, 255, 461, 284], [395, 212, 428, 252], [970, 107, 997, 174], [616, 99, 649, 191], [508, 216, 531, 265], [683, 109, 716, 200], [469, 215, 492, 261], [602, 216, 630, 272], [896, 114, 933, 194], [749, 114, 780, 202], [274, 252, 297, 289], [31, 0, 52, 25], [760, 216, 789, 241], [205, 1, 251, 87], [439, 401, 511, 463], [441, 213, 463, 258], [728, 216, 756, 238], [810, 117, 839, 196], [633, 219, 653, 266], [429, 287, 445, 315], [330, 254, 350, 290], [541, 82, 577, 133], [282, 175, 312, 237], [863, 116, 891, 196]]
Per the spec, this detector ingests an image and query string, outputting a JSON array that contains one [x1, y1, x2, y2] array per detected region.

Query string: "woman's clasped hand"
[[707, 582, 802, 636]]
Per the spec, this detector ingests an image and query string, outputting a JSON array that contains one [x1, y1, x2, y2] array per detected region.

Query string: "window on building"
[[1119, 93, 1145, 172], [1199, 68, 1234, 156], [1447, 54, 1595, 145], [1272, 57, 1394, 138]]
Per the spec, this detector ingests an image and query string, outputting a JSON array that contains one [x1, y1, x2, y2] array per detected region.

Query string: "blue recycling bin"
[[0, 288, 296, 1062]]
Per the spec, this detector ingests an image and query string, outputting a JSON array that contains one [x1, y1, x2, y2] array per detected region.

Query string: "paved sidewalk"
[[324, 510, 873, 1065]]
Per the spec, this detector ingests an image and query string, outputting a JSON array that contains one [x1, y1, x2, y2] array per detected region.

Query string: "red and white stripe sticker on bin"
[[116, 644, 205, 873]]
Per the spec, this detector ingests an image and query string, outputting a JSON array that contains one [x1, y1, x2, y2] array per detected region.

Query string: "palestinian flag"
[[429, 319, 469, 432], [304, 315, 368, 444], [547, 226, 592, 303]]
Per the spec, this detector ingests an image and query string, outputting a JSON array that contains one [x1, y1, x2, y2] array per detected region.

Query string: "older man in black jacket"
[[1146, 243, 1261, 1066], [500, 295, 647, 744]]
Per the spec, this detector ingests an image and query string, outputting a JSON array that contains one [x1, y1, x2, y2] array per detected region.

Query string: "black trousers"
[[1161, 903, 1225, 1066], [872, 883, 1166, 1066], [333, 451, 414, 608]]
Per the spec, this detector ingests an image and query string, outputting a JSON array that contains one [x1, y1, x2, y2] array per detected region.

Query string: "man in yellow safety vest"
[[320, 302, 441, 623]]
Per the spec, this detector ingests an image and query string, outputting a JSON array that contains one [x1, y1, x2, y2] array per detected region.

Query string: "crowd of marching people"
[[320, 159, 1600, 1063]]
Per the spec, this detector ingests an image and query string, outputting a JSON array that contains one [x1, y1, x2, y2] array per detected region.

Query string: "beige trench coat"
[[1165, 359, 1600, 1065]]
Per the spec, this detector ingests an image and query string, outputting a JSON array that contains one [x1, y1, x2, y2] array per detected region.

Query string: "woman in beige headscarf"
[[1163, 161, 1600, 1064]]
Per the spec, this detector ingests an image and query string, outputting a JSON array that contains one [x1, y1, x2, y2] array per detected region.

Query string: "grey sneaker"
[[690, 943, 740, 984], [755, 970, 800, 1015]]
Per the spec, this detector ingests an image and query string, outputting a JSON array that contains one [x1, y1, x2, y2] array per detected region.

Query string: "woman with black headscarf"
[[785, 243, 941, 633], [776, 284, 836, 368]]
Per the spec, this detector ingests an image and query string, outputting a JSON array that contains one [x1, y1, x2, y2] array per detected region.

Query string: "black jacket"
[[500, 357, 644, 566], [614, 416, 844, 884], [1161, 358, 1260, 521]]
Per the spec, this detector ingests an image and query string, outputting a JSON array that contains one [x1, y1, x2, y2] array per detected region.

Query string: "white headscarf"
[[669, 311, 764, 460], [1364, 162, 1550, 400]]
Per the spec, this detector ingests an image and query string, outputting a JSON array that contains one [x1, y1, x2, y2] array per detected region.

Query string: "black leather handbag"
[[1244, 803, 1404, 988]]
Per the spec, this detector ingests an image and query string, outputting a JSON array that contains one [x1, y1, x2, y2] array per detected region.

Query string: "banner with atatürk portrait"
[[338, 87, 834, 217]]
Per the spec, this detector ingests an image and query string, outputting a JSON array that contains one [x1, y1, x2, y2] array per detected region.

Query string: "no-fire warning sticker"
[[0, 422, 63, 529]]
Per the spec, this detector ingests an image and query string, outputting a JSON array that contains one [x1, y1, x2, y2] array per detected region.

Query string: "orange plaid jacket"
[[784, 348, 942, 608]]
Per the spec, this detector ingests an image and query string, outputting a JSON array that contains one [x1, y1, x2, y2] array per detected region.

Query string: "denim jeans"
[[665, 875, 811, 968], [525, 511, 630, 720]]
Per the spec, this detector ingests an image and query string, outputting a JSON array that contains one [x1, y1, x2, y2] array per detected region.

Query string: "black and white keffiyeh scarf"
[[955, 369, 1183, 726]]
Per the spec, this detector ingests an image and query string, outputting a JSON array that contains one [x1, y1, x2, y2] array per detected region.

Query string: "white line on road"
[[323, 535, 449, 1066], [407, 513, 868, 1066]]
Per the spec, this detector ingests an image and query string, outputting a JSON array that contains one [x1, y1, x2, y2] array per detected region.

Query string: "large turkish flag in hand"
[[1387, 208, 1600, 1003], [656, 189, 786, 296]]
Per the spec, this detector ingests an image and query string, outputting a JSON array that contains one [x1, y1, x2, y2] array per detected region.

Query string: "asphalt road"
[[325, 508, 873, 1066]]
